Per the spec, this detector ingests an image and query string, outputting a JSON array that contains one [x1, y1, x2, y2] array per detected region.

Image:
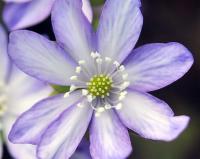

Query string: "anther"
[[82, 89, 89, 96], [78, 60, 86, 65], [96, 58, 103, 64], [105, 104, 112, 109], [119, 65, 125, 71], [64, 92, 70, 98], [75, 66, 82, 73], [70, 85, 76, 92], [96, 107, 105, 113], [105, 57, 112, 62], [115, 103, 123, 110], [87, 95, 93, 102], [113, 61, 120, 67], [70, 76, 78, 81]]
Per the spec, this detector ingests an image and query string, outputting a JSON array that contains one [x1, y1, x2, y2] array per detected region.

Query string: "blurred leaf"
[[51, 85, 70, 95], [91, 0, 105, 6]]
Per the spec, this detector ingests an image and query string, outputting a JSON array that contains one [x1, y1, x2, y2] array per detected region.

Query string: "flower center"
[[65, 52, 130, 117], [87, 74, 112, 98]]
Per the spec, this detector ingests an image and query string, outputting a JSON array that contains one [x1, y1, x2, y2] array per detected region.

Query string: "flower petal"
[[3, 116, 37, 159], [90, 110, 132, 159], [8, 30, 75, 85], [3, 0, 31, 3], [97, 0, 143, 63], [37, 99, 92, 159], [7, 66, 53, 115], [71, 139, 91, 159], [0, 24, 10, 82], [3, 0, 55, 30], [124, 43, 194, 92], [117, 90, 190, 141], [9, 91, 82, 145], [82, 0, 93, 23], [52, 0, 95, 62]]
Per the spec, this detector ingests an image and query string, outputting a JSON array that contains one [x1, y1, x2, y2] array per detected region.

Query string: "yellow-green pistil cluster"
[[88, 74, 112, 98]]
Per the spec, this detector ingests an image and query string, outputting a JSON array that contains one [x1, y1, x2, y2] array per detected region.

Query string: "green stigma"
[[88, 74, 112, 98]]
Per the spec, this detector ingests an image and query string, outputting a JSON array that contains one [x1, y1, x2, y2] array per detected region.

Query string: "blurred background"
[[0, 0, 200, 158]]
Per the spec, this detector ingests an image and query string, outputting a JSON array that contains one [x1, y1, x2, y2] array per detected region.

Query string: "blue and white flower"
[[8, 0, 194, 159]]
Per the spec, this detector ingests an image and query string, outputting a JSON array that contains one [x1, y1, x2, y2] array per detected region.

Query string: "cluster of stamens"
[[87, 74, 112, 98], [64, 52, 130, 117]]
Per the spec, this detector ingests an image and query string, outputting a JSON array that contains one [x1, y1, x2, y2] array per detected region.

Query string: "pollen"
[[88, 74, 112, 98]]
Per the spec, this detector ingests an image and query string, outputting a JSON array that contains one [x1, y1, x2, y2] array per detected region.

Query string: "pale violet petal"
[[8, 30, 75, 85], [90, 110, 132, 159], [97, 0, 143, 63], [124, 43, 194, 92], [82, 0, 93, 23], [9, 91, 82, 145], [7, 66, 53, 116], [3, 0, 55, 30], [3, 115, 37, 159], [0, 24, 10, 82], [71, 139, 91, 159], [117, 90, 190, 141], [37, 99, 92, 159], [3, 0, 32, 2], [52, 0, 95, 63]]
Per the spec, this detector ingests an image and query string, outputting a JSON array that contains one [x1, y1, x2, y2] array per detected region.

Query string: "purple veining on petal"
[[124, 42, 194, 92], [51, 0, 95, 63], [116, 89, 190, 141], [37, 98, 92, 159], [97, 0, 143, 63], [8, 30, 76, 85], [90, 109, 132, 159], [9, 91, 82, 145]]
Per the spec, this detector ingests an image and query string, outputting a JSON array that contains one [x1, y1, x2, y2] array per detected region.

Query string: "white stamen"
[[78, 60, 86, 65], [82, 89, 88, 96], [118, 91, 127, 101], [119, 65, 125, 71], [113, 61, 120, 67], [105, 57, 112, 62], [70, 76, 78, 81], [115, 103, 123, 110], [96, 58, 103, 64], [91, 52, 96, 58], [95, 52, 101, 58], [64, 92, 70, 98], [96, 107, 105, 113], [70, 85, 76, 92], [121, 81, 130, 89], [105, 104, 112, 109], [75, 66, 82, 73], [87, 95, 93, 102]]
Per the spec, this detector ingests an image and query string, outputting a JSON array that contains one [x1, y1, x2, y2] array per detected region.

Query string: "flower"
[[0, 24, 53, 159], [3, 0, 92, 30], [8, 0, 194, 159]]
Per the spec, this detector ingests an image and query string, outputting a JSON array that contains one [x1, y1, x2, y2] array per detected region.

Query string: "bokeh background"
[[0, 0, 200, 158]]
